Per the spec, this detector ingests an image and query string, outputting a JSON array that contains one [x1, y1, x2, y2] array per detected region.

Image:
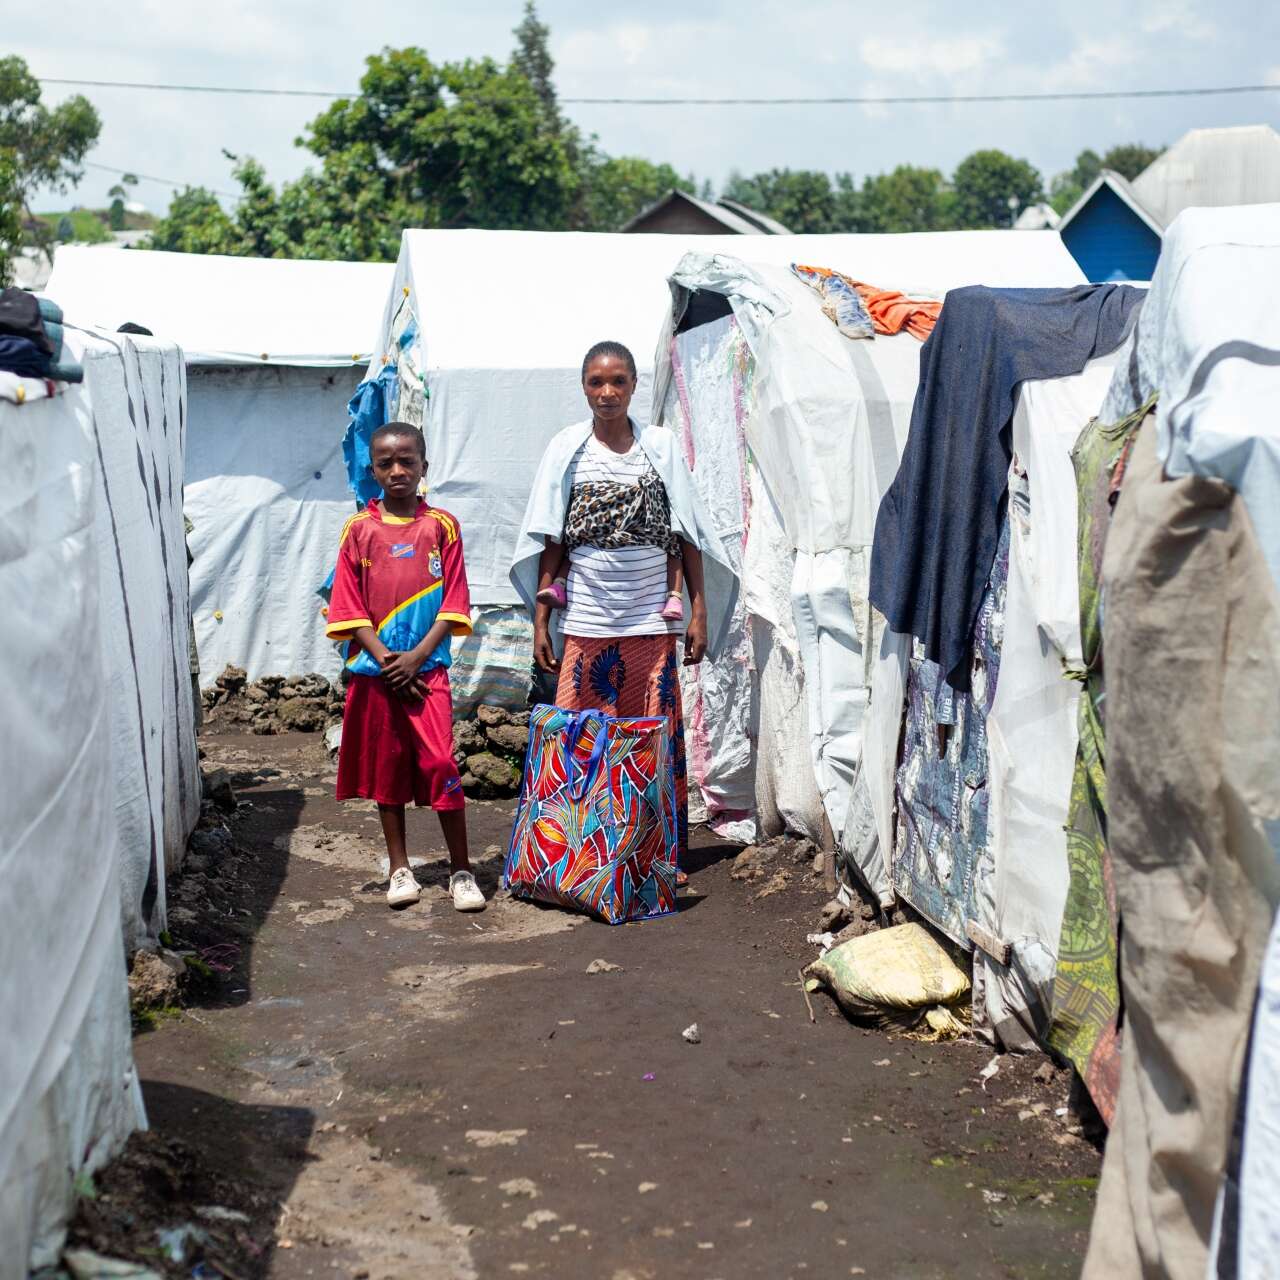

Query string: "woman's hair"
[[581, 340, 637, 382], [370, 421, 427, 461]]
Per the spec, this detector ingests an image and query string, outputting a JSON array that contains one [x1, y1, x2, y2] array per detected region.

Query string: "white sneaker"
[[387, 866, 421, 907], [449, 870, 486, 913]]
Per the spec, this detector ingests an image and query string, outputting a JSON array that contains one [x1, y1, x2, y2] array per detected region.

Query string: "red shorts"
[[335, 668, 465, 810]]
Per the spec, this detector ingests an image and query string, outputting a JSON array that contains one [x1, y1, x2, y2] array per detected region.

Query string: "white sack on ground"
[[0, 330, 149, 1278], [185, 366, 363, 683]]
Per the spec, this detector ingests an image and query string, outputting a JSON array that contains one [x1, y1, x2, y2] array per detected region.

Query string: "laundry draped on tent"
[[870, 284, 1143, 691]]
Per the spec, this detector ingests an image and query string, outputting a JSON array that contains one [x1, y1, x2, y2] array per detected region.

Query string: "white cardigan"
[[508, 419, 740, 659]]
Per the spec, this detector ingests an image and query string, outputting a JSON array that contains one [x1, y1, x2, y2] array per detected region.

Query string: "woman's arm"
[[533, 539, 563, 673], [680, 540, 708, 666]]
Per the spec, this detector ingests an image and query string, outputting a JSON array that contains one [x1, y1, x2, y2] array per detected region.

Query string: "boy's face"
[[371, 433, 426, 500]]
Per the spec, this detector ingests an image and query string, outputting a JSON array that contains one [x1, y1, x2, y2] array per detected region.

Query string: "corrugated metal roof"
[[1132, 125, 1280, 225], [621, 189, 767, 234], [717, 197, 793, 235]]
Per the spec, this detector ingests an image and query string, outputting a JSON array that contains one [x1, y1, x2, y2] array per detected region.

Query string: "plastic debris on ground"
[[682, 1023, 701, 1044], [803, 922, 971, 1029], [63, 1250, 165, 1280]]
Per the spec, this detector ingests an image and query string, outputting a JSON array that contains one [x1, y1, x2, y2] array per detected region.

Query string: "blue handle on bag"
[[564, 709, 608, 802]]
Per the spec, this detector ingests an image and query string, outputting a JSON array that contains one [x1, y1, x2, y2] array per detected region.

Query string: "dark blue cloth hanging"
[[869, 283, 1144, 691]]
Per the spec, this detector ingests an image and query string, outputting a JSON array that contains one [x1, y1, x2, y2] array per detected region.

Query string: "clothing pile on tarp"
[[0, 287, 83, 390], [44, 247, 393, 684], [0, 322, 200, 1279]]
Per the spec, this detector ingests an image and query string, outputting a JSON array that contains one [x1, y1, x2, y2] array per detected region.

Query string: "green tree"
[[0, 55, 100, 275], [150, 15, 699, 253], [0, 152, 23, 285], [1049, 149, 1103, 215], [576, 155, 693, 231], [148, 185, 240, 254], [1101, 142, 1162, 181], [853, 165, 953, 233], [950, 149, 1043, 229], [722, 168, 837, 233], [154, 46, 584, 258], [106, 172, 138, 231], [512, 0, 557, 119]]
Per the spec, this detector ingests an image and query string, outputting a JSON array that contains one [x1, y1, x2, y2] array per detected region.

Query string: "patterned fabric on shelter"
[[891, 519, 1010, 947], [1048, 397, 1154, 1126]]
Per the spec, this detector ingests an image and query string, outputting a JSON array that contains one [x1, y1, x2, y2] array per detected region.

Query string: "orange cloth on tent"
[[851, 281, 942, 341]]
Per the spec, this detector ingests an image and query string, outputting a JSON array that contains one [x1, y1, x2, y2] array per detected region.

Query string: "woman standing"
[[510, 341, 738, 868]]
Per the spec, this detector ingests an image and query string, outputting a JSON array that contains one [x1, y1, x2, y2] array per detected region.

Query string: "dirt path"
[[103, 729, 1099, 1280]]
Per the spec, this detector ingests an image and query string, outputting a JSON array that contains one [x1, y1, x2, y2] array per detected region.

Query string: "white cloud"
[[859, 34, 1004, 78], [1141, 0, 1217, 41], [1034, 38, 1141, 92]]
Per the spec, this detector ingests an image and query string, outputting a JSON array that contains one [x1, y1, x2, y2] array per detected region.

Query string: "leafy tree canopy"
[[575, 154, 694, 232], [0, 55, 101, 281], [723, 168, 844, 233], [950, 149, 1044, 229]]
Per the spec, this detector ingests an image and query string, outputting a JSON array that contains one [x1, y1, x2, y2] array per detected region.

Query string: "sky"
[[13, 0, 1280, 216]]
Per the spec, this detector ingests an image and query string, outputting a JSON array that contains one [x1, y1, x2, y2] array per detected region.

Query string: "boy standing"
[[325, 422, 485, 911]]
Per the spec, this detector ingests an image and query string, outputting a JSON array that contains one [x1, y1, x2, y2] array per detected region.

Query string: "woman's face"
[[583, 354, 636, 424]]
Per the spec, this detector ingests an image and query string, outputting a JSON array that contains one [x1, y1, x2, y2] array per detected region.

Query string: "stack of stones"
[[452, 704, 529, 799], [201, 665, 344, 736], [201, 664, 529, 796]]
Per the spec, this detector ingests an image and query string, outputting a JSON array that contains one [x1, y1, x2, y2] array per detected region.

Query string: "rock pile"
[[453, 703, 529, 798], [202, 665, 343, 735], [202, 664, 530, 797]]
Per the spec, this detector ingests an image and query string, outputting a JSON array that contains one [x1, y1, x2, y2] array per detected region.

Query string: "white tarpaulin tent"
[[45, 247, 394, 683], [363, 227, 1083, 709], [0, 324, 199, 1276]]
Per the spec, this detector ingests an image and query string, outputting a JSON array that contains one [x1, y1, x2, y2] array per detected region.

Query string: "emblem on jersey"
[[428, 550, 443, 577], [389, 543, 415, 559]]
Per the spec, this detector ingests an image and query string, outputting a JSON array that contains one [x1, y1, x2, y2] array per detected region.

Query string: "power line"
[[39, 75, 1280, 107], [83, 161, 238, 199]]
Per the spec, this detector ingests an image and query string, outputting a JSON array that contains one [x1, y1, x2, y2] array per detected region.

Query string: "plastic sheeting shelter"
[[646, 241, 1084, 843], [361, 227, 1083, 710], [45, 248, 394, 682], [0, 326, 199, 1277]]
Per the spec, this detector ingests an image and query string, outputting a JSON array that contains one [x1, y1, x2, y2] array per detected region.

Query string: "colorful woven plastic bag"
[[503, 705, 678, 924]]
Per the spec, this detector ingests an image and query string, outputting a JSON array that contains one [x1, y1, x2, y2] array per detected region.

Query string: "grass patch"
[[131, 1004, 184, 1034], [36, 210, 112, 244]]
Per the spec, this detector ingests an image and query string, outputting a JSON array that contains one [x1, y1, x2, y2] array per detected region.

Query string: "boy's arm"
[[382, 516, 471, 692]]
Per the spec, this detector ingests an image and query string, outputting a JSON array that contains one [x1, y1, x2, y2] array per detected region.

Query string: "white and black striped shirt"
[[562, 435, 681, 639]]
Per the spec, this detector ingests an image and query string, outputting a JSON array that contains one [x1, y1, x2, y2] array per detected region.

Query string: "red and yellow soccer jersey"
[[324, 498, 472, 675]]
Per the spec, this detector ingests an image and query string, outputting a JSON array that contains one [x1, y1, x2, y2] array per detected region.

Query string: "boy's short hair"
[[370, 421, 426, 461]]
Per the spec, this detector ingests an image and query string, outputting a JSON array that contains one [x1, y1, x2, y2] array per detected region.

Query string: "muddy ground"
[[73, 728, 1101, 1280]]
